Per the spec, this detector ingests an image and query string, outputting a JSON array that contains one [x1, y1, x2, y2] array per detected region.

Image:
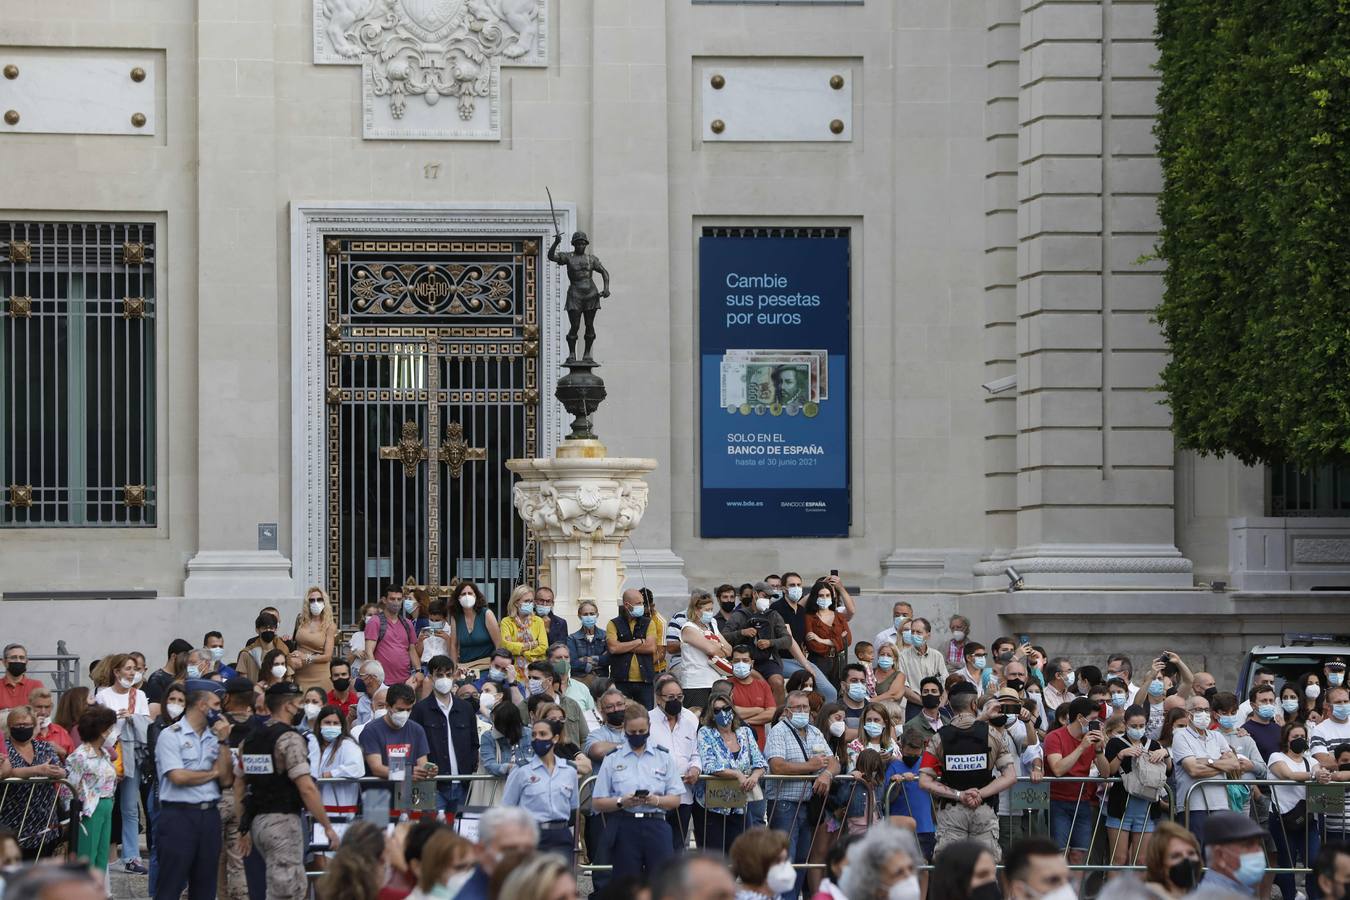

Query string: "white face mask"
[[440, 870, 473, 897], [766, 862, 798, 895], [952, 630, 967, 642], [1190, 711, 1211, 731], [755, 597, 771, 612], [479, 693, 498, 714], [459, 594, 476, 609], [829, 719, 847, 737], [390, 710, 411, 728], [889, 875, 921, 900], [271, 665, 288, 679], [309, 600, 325, 615], [131, 670, 144, 686], [433, 676, 454, 696], [304, 703, 322, 720], [118, 677, 135, 690], [1037, 884, 1077, 900], [165, 703, 184, 720]]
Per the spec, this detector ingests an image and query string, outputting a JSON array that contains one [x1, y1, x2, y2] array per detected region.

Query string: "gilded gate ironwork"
[[324, 236, 539, 623]]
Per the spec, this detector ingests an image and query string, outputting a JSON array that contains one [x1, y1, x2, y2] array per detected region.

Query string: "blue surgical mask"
[[877, 656, 894, 671], [630, 604, 645, 619], [701, 611, 715, 625], [1257, 704, 1277, 720], [848, 683, 867, 702], [581, 614, 597, 628], [205, 709, 222, 726], [1126, 726, 1146, 742], [527, 678, 546, 696], [863, 721, 884, 738], [714, 709, 734, 728], [817, 596, 831, 609], [786, 586, 803, 602], [427, 620, 444, 632], [519, 602, 535, 616], [186, 665, 202, 680], [402, 597, 417, 615], [894, 616, 907, 632], [209, 646, 224, 661], [320, 725, 342, 742], [911, 633, 926, 647], [488, 668, 507, 682], [732, 662, 752, 679], [1334, 703, 1350, 722], [1218, 714, 1240, 731], [790, 712, 810, 730], [1331, 672, 1345, 687], [1111, 694, 1128, 709], [1236, 851, 1267, 886], [1282, 698, 1300, 713], [1148, 679, 1165, 697], [972, 656, 988, 670]]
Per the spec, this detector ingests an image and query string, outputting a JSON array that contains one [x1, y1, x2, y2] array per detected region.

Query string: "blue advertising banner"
[[698, 233, 850, 537]]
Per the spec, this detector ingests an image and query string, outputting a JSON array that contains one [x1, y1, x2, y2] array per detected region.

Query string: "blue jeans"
[[1271, 812, 1321, 900], [781, 659, 838, 703], [769, 797, 814, 899], [437, 782, 465, 816], [1050, 799, 1097, 852], [115, 749, 142, 861]]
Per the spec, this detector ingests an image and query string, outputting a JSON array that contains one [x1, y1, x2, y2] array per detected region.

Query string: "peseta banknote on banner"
[[719, 349, 828, 415]]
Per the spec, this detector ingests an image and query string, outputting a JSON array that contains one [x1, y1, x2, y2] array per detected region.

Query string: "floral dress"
[[0, 739, 67, 850], [65, 743, 118, 819], [695, 725, 767, 813]]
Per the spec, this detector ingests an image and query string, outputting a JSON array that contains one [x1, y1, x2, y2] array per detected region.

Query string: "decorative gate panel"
[[325, 237, 539, 623]]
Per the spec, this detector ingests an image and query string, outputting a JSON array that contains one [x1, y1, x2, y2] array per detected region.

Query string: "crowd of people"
[[1, 575, 1350, 900]]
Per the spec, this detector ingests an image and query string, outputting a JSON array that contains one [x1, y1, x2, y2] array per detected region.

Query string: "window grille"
[[1271, 462, 1350, 517], [1, 221, 157, 526]]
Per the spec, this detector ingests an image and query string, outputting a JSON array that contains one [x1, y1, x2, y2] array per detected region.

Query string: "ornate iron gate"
[[324, 236, 539, 623]]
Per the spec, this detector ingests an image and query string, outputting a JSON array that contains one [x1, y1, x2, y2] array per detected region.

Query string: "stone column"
[[508, 456, 657, 624], [976, 0, 1190, 588]]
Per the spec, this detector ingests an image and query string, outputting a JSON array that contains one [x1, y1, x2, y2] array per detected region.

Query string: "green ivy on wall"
[[1154, 0, 1350, 468]]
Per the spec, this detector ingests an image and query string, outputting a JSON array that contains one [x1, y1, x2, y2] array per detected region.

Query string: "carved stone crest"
[[313, 0, 547, 140]]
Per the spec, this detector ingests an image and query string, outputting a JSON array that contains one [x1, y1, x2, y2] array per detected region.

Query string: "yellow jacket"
[[500, 613, 549, 664]]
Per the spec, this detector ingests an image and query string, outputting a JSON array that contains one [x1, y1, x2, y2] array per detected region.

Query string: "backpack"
[[1120, 747, 1167, 801], [374, 613, 415, 652]]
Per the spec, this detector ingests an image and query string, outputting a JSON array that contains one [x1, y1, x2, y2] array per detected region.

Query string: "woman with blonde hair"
[[316, 820, 389, 900], [499, 584, 548, 666], [680, 589, 733, 711], [290, 586, 338, 691], [409, 828, 476, 900], [495, 852, 579, 900]]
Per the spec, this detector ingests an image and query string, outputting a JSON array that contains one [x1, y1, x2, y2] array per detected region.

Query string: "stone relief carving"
[[513, 479, 650, 539], [313, 0, 547, 140], [1292, 538, 1350, 565]]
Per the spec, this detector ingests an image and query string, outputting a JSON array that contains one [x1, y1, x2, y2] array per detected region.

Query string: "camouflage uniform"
[[924, 713, 1014, 861], [242, 728, 312, 900], [217, 789, 250, 900]]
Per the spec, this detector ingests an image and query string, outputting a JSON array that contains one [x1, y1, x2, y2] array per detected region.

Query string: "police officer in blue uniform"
[[503, 718, 579, 859], [155, 687, 233, 899], [591, 705, 683, 880]]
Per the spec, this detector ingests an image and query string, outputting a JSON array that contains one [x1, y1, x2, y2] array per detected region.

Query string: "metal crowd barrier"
[[23, 641, 81, 701], [0, 776, 82, 862], [1182, 777, 1350, 876]]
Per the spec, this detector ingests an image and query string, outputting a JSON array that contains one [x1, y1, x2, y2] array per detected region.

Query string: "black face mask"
[[901, 754, 921, 767], [989, 714, 1009, 727], [259, 631, 276, 644], [1203, 686, 1218, 701], [1168, 858, 1201, 890], [719, 600, 736, 613], [8, 725, 33, 743], [922, 694, 942, 710], [663, 698, 683, 717], [1290, 737, 1310, 754], [331, 678, 351, 693], [1006, 678, 1026, 692], [970, 881, 1003, 900], [606, 709, 625, 728], [5, 661, 26, 678]]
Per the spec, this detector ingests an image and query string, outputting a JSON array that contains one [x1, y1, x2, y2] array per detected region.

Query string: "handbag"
[[465, 737, 507, 808], [1277, 756, 1310, 832], [1226, 780, 1251, 812], [1120, 746, 1167, 801]]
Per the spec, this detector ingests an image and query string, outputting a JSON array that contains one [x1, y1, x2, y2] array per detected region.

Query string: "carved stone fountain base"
[[507, 449, 657, 624]]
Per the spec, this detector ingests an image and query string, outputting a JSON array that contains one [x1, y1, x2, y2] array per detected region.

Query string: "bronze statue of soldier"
[[548, 230, 611, 363]]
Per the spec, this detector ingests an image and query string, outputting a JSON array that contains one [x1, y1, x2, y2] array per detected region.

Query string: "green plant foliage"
[[1154, 0, 1350, 468]]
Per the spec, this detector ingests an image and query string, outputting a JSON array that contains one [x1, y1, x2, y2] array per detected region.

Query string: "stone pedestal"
[[508, 449, 657, 624]]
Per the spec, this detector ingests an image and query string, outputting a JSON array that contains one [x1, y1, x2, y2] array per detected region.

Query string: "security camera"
[[1005, 566, 1024, 593], [982, 374, 1017, 395]]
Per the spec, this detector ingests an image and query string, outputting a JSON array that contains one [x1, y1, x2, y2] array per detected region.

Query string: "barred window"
[[1271, 463, 1350, 517], [1, 222, 157, 526]]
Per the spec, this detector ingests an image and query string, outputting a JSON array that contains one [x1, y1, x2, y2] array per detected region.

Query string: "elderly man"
[[898, 619, 949, 722], [0, 643, 42, 713], [650, 852, 737, 900], [454, 806, 540, 900], [836, 824, 923, 900], [1197, 811, 1268, 895], [1172, 692, 1242, 845], [607, 588, 665, 709], [353, 659, 385, 726], [873, 600, 916, 652]]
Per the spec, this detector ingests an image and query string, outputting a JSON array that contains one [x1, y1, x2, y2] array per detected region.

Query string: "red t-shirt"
[[327, 690, 359, 721], [1043, 726, 1098, 803], [730, 675, 777, 748], [39, 722, 74, 757], [0, 676, 42, 711]]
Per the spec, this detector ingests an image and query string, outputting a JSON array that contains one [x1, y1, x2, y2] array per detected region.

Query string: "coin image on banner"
[[770, 403, 782, 416], [803, 401, 819, 417]]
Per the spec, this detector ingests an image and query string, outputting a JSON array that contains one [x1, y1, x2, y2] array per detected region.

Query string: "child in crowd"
[[418, 597, 451, 670], [854, 641, 876, 697]]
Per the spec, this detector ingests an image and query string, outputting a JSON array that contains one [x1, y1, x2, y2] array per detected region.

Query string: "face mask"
[[732, 662, 752, 679], [402, 598, 417, 615], [755, 598, 771, 612], [260, 630, 276, 644], [889, 875, 921, 900], [901, 753, 921, 767], [629, 604, 646, 619], [606, 710, 625, 727], [1190, 712, 1210, 730], [1330, 671, 1345, 687], [205, 709, 222, 726], [320, 724, 343, 742], [480, 694, 498, 714], [518, 602, 534, 617], [1335, 703, 1350, 722], [427, 620, 446, 632], [532, 738, 555, 757], [786, 586, 803, 602], [952, 630, 967, 643], [210, 647, 224, 661], [816, 596, 832, 609], [1257, 703, 1276, 720], [1202, 686, 1217, 702], [459, 594, 476, 609], [6, 661, 27, 678], [9, 725, 33, 743], [1236, 850, 1267, 886], [1111, 694, 1128, 709], [271, 665, 288, 680], [1148, 679, 1165, 697], [894, 616, 908, 632], [429, 676, 453, 696], [701, 611, 716, 625], [626, 732, 647, 750], [663, 698, 683, 717], [487, 668, 507, 682], [828, 719, 847, 737], [1283, 698, 1300, 713], [103, 731, 119, 749], [527, 678, 546, 697], [848, 683, 867, 702], [719, 599, 736, 613], [989, 714, 1009, 727], [186, 665, 202, 680], [435, 871, 474, 900], [1307, 684, 1322, 699], [1037, 886, 1077, 900], [389, 710, 410, 728], [911, 633, 926, 647], [119, 677, 135, 690], [922, 694, 942, 710], [863, 721, 884, 738], [1006, 678, 1026, 692], [1290, 737, 1309, 754], [877, 656, 894, 670], [714, 709, 734, 728], [790, 712, 810, 730], [1168, 859, 1201, 891], [581, 614, 598, 628], [1126, 726, 1146, 741], [332, 678, 351, 693], [973, 656, 988, 670], [309, 601, 325, 615], [160, 701, 183, 721], [132, 670, 144, 685], [536, 604, 553, 617], [304, 703, 321, 720], [901, 630, 913, 646], [766, 862, 798, 895], [1218, 714, 1240, 730]]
